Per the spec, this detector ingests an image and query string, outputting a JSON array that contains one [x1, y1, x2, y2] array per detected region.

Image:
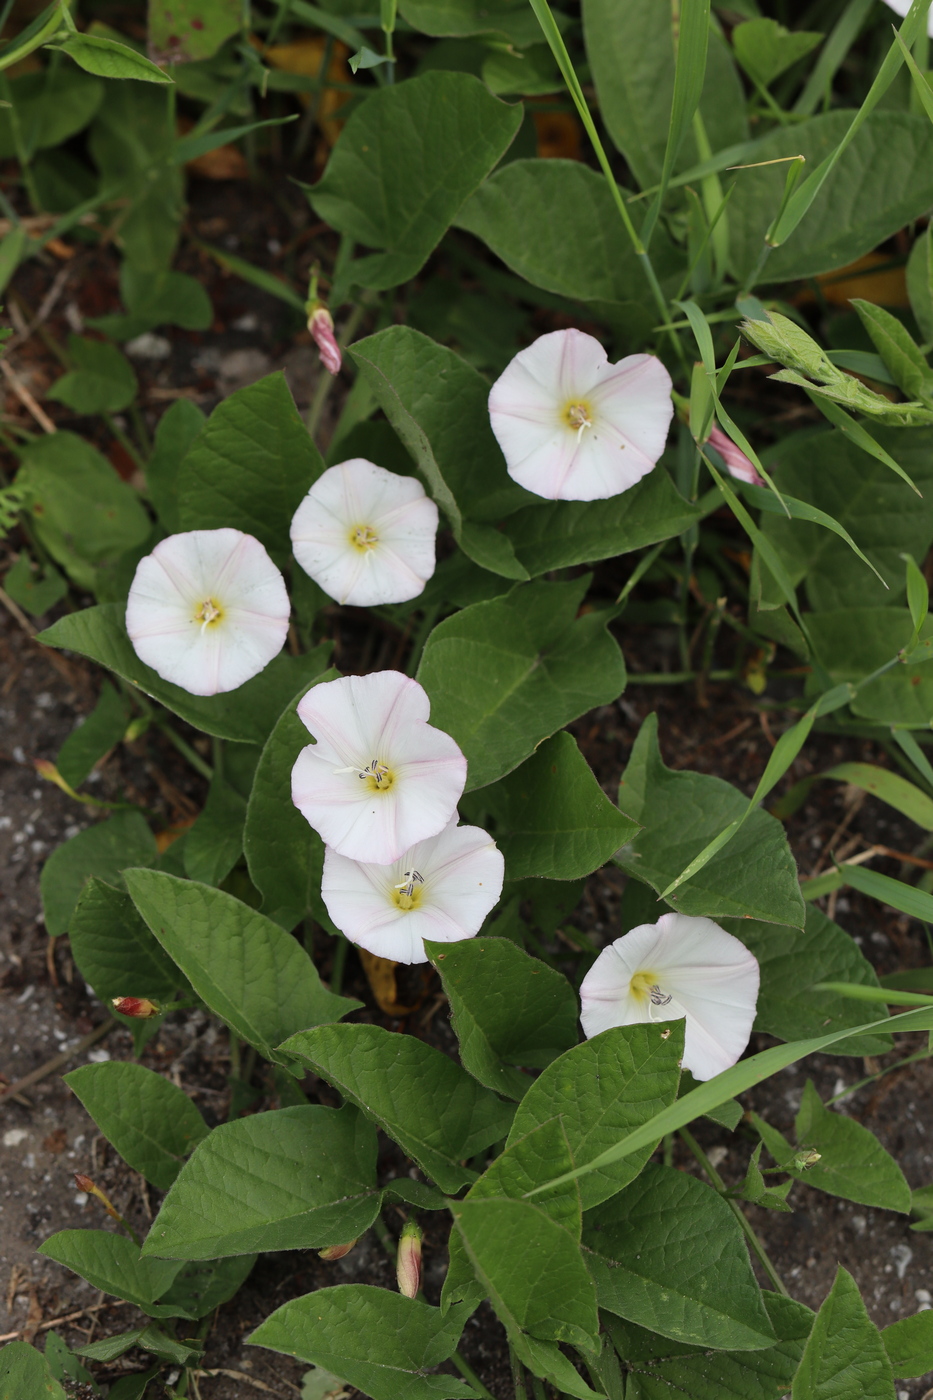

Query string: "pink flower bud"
[[308, 304, 341, 376], [707, 425, 764, 487], [396, 1221, 422, 1299], [112, 996, 160, 1019], [319, 1240, 358, 1261]]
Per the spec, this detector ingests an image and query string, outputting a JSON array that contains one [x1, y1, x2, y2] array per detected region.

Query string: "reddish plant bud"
[[308, 304, 342, 376], [707, 424, 764, 487], [396, 1221, 422, 1299], [74, 1173, 121, 1221], [319, 1240, 358, 1261], [112, 996, 160, 1019]]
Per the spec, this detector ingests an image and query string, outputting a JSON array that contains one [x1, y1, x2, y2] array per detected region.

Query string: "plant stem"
[[508, 1343, 527, 1400], [330, 931, 349, 995], [103, 411, 147, 475], [679, 1126, 789, 1296], [306, 299, 370, 439], [627, 669, 735, 685], [158, 721, 214, 780], [452, 1352, 498, 1400]]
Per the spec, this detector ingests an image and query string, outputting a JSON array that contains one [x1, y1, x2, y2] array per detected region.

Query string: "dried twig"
[[0, 357, 56, 433], [0, 585, 36, 638], [0, 1019, 117, 1106], [0, 1298, 129, 1344]]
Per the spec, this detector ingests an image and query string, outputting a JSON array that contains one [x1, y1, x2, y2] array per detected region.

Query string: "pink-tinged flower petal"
[[291, 459, 438, 607], [488, 328, 673, 501], [707, 425, 764, 486], [293, 672, 467, 865], [309, 305, 342, 375], [125, 529, 289, 696], [321, 820, 504, 963], [579, 911, 759, 1081]]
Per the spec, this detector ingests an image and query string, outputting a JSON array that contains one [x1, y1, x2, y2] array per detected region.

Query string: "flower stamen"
[[393, 868, 424, 911], [194, 598, 223, 634], [350, 524, 379, 552], [565, 402, 593, 443]]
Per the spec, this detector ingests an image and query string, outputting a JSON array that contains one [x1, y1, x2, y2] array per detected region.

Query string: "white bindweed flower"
[[488, 328, 674, 502], [292, 670, 467, 865], [880, 0, 933, 37], [579, 912, 760, 1081], [321, 818, 504, 963], [290, 459, 438, 607], [125, 528, 290, 697]]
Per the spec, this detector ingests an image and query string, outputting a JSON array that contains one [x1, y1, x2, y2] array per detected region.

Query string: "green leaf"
[[183, 775, 247, 886], [148, 0, 241, 62], [424, 936, 579, 1098], [616, 714, 805, 927], [475, 731, 639, 881], [38, 604, 333, 744], [454, 1196, 599, 1349], [59, 33, 172, 82], [280, 1023, 514, 1193], [69, 877, 185, 1001], [0, 68, 103, 162], [882, 1311, 933, 1378], [754, 1079, 911, 1212], [157, 1254, 256, 1320], [582, 0, 747, 190], [729, 111, 933, 284], [732, 19, 823, 86], [309, 71, 521, 290], [76, 1323, 201, 1365], [510, 1334, 603, 1400], [93, 267, 213, 340], [723, 905, 893, 1056], [507, 1024, 684, 1211], [349, 325, 531, 535], [123, 870, 359, 1061], [176, 372, 322, 567], [0, 1342, 67, 1400], [907, 224, 933, 346], [805, 608, 933, 726], [145, 398, 206, 533], [455, 159, 663, 314], [2, 553, 67, 618], [43, 1331, 95, 1390], [46, 335, 138, 414], [850, 300, 933, 402], [143, 1105, 380, 1258], [617, 1293, 814, 1400], [502, 469, 702, 577], [65, 1061, 208, 1192], [249, 1285, 477, 1400], [40, 811, 157, 938], [776, 761, 933, 830], [56, 680, 129, 789], [38, 1230, 188, 1318], [467, 1116, 581, 1235], [792, 1267, 895, 1400], [584, 1164, 776, 1351], [398, 0, 544, 45], [0, 225, 26, 296], [18, 433, 150, 592], [482, 46, 561, 97], [417, 578, 626, 791], [243, 672, 341, 930]]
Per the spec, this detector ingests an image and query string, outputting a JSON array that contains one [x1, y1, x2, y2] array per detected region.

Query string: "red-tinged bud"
[[396, 1221, 422, 1299], [308, 303, 342, 376], [707, 425, 764, 487], [112, 996, 160, 1019], [74, 1173, 121, 1221], [319, 1240, 358, 1261]]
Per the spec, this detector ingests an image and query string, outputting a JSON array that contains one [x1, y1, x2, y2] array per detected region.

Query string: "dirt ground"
[[3, 184, 933, 1399]]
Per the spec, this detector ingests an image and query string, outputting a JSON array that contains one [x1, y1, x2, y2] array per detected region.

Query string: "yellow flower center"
[[393, 870, 424, 912], [564, 401, 593, 440], [194, 598, 224, 632], [358, 759, 394, 793], [350, 524, 379, 552], [630, 971, 672, 1008]]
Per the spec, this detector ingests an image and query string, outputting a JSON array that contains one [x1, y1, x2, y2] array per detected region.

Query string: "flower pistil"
[[565, 401, 593, 441], [393, 869, 425, 911], [194, 597, 224, 632], [351, 524, 379, 551]]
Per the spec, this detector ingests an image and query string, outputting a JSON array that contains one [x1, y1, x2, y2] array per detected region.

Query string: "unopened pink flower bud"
[[308, 304, 341, 376], [112, 996, 160, 1019], [319, 1240, 358, 1261], [396, 1221, 422, 1299], [708, 425, 764, 487]]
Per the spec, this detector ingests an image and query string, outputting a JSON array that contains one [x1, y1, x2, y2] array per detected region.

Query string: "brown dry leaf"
[[23, 1287, 43, 1344], [533, 108, 581, 161], [264, 35, 351, 145], [155, 817, 197, 854], [42, 1128, 67, 1154], [799, 252, 910, 307], [357, 948, 418, 1016], [177, 117, 249, 180]]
